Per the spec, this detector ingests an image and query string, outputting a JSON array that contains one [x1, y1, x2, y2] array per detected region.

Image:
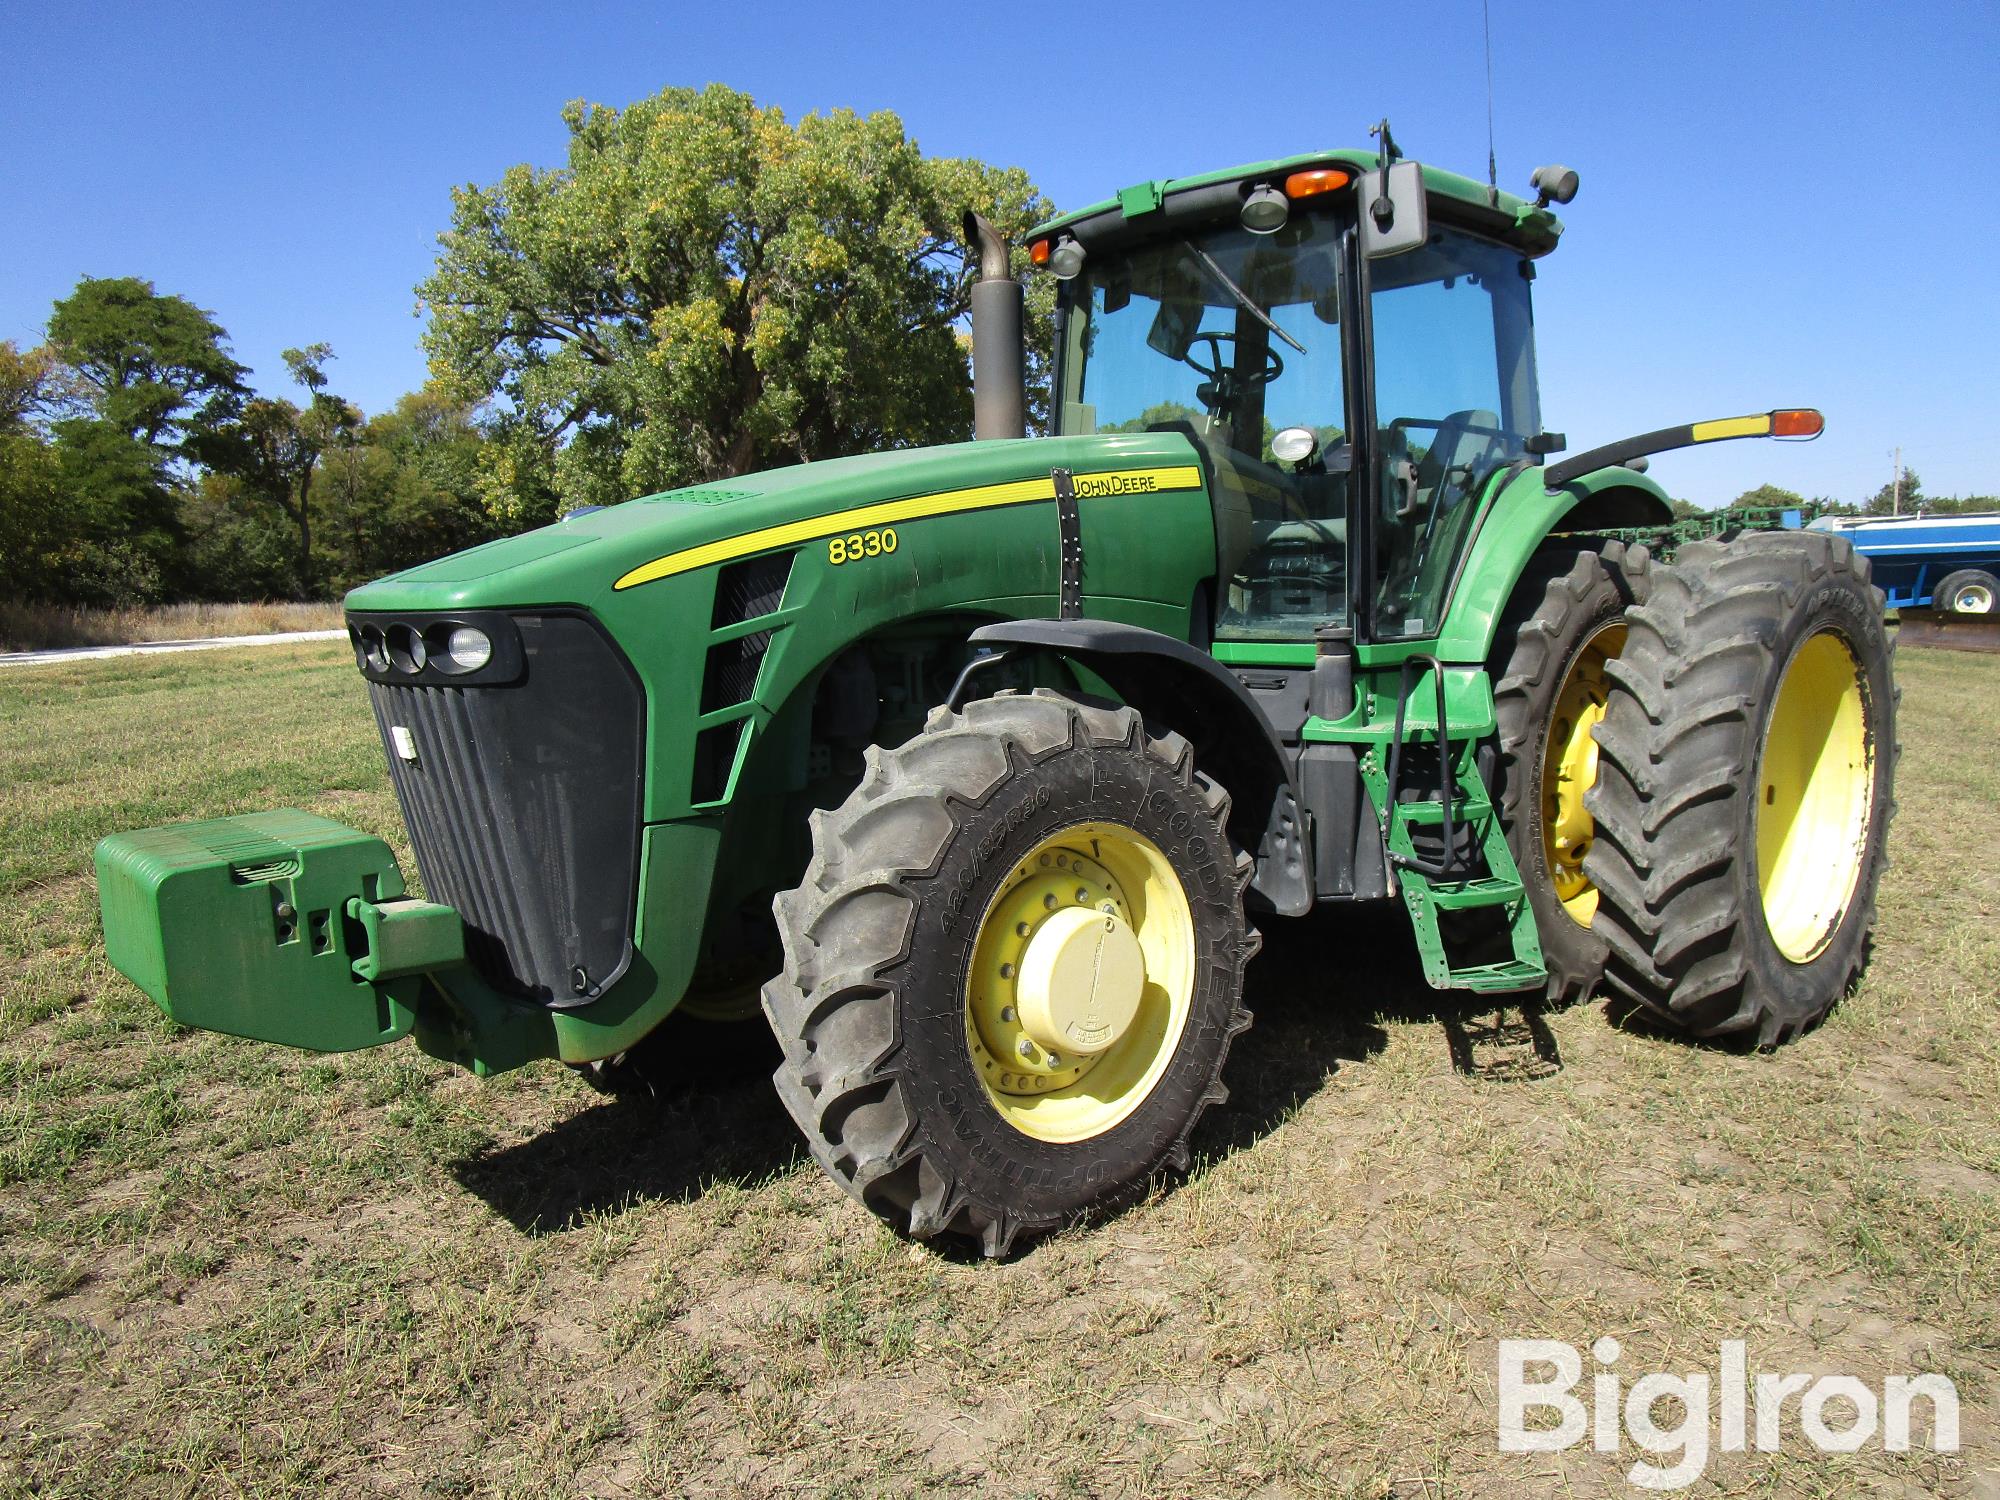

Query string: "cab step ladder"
[[1360, 654, 1545, 993]]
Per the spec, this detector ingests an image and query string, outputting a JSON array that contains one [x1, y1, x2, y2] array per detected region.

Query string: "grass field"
[[0, 640, 1993, 1497]]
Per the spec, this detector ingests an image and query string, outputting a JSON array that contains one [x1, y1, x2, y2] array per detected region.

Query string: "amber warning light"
[[1284, 168, 1352, 199], [1771, 408, 1824, 439]]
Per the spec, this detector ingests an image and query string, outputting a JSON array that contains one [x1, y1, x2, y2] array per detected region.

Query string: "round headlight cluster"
[[353, 619, 502, 678]]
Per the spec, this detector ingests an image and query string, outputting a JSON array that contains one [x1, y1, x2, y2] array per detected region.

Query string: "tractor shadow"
[[452, 1034, 804, 1235], [457, 904, 1561, 1236], [1196, 899, 1563, 1160]]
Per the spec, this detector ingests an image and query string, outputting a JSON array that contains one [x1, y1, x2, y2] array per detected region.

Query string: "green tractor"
[[97, 136, 1895, 1256]]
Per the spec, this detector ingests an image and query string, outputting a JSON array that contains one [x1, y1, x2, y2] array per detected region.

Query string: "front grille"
[[363, 612, 644, 1006]]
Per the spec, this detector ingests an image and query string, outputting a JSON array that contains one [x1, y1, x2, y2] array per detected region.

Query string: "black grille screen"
[[365, 613, 644, 1006], [700, 630, 770, 713], [711, 552, 793, 627]]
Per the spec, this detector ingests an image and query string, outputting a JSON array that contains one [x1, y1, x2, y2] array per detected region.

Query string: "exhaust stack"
[[963, 210, 1025, 440]]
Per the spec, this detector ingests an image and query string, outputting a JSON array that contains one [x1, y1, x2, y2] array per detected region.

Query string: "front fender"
[[966, 619, 1312, 916]]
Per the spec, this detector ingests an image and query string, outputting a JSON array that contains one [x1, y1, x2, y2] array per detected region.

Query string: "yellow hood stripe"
[[612, 465, 1204, 591]]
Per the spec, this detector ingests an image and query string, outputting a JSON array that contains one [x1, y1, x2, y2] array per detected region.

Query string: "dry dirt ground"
[[0, 640, 1993, 1498]]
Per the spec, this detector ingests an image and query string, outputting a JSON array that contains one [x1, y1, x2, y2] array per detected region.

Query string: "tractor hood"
[[344, 431, 1203, 617]]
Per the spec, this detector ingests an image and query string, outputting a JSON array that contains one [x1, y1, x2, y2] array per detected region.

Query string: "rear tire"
[[763, 689, 1256, 1256], [1584, 531, 1896, 1046], [1490, 540, 1653, 1006], [1934, 568, 1999, 617]]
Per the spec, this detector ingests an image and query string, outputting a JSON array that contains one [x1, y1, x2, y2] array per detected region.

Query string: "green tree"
[[197, 344, 360, 596], [32, 279, 253, 603], [0, 341, 57, 437], [419, 84, 1053, 514], [44, 276, 247, 450], [177, 471, 298, 601], [317, 387, 497, 590], [0, 426, 67, 601], [1865, 468, 1922, 516], [1733, 484, 1807, 511], [1101, 401, 1206, 435]]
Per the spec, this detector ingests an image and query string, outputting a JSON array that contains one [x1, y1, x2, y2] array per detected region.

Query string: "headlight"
[[443, 626, 493, 673], [386, 623, 427, 673]]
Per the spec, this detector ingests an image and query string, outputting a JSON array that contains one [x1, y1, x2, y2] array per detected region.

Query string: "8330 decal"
[[828, 528, 898, 565]]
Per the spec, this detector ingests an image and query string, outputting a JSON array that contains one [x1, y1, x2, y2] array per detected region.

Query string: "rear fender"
[[1433, 466, 1672, 663]]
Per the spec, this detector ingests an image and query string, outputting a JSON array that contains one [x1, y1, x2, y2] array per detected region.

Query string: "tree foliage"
[[0, 342, 58, 437], [193, 344, 362, 595], [313, 388, 496, 593], [419, 84, 1053, 513], [44, 277, 247, 451], [1732, 484, 1807, 510]]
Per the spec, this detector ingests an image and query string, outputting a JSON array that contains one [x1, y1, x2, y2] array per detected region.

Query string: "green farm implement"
[[98, 135, 1895, 1254]]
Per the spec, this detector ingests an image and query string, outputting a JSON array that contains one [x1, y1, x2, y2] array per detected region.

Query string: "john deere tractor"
[[97, 135, 1895, 1256]]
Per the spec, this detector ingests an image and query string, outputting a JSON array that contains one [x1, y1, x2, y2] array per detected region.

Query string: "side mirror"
[[1361, 160, 1429, 259]]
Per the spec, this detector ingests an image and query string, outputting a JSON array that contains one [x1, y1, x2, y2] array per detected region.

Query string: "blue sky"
[[5, 1, 1996, 506]]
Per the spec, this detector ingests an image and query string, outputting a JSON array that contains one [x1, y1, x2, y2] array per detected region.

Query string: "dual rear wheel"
[[1493, 531, 1894, 1046], [1583, 531, 1896, 1046]]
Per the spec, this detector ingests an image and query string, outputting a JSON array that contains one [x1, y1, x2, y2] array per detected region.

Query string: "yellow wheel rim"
[[677, 982, 764, 1024], [1756, 631, 1872, 963], [1540, 621, 1625, 926], [965, 822, 1195, 1143]]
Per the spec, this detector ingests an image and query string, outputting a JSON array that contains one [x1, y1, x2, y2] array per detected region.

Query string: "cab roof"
[[1030, 147, 1564, 258]]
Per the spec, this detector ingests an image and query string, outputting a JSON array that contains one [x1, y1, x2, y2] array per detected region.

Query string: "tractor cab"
[[1034, 149, 1555, 645]]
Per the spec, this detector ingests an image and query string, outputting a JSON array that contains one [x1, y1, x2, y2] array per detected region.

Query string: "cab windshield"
[[1058, 211, 1350, 640]]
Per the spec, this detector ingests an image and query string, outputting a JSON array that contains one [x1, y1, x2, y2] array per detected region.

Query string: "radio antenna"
[[1482, 0, 1498, 204]]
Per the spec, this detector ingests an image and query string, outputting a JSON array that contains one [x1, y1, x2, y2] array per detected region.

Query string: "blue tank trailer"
[[1810, 511, 2000, 617]]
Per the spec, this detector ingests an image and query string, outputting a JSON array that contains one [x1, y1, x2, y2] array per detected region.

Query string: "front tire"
[[762, 690, 1256, 1256], [1584, 532, 1896, 1046]]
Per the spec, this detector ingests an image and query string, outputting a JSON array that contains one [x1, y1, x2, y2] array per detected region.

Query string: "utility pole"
[[1892, 446, 1903, 517]]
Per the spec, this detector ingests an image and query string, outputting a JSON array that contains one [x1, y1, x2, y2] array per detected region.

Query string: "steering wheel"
[[1182, 332, 1284, 388]]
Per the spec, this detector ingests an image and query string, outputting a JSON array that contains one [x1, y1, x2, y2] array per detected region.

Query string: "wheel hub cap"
[[1016, 906, 1146, 1056], [965, 824, 1197, 1143]]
